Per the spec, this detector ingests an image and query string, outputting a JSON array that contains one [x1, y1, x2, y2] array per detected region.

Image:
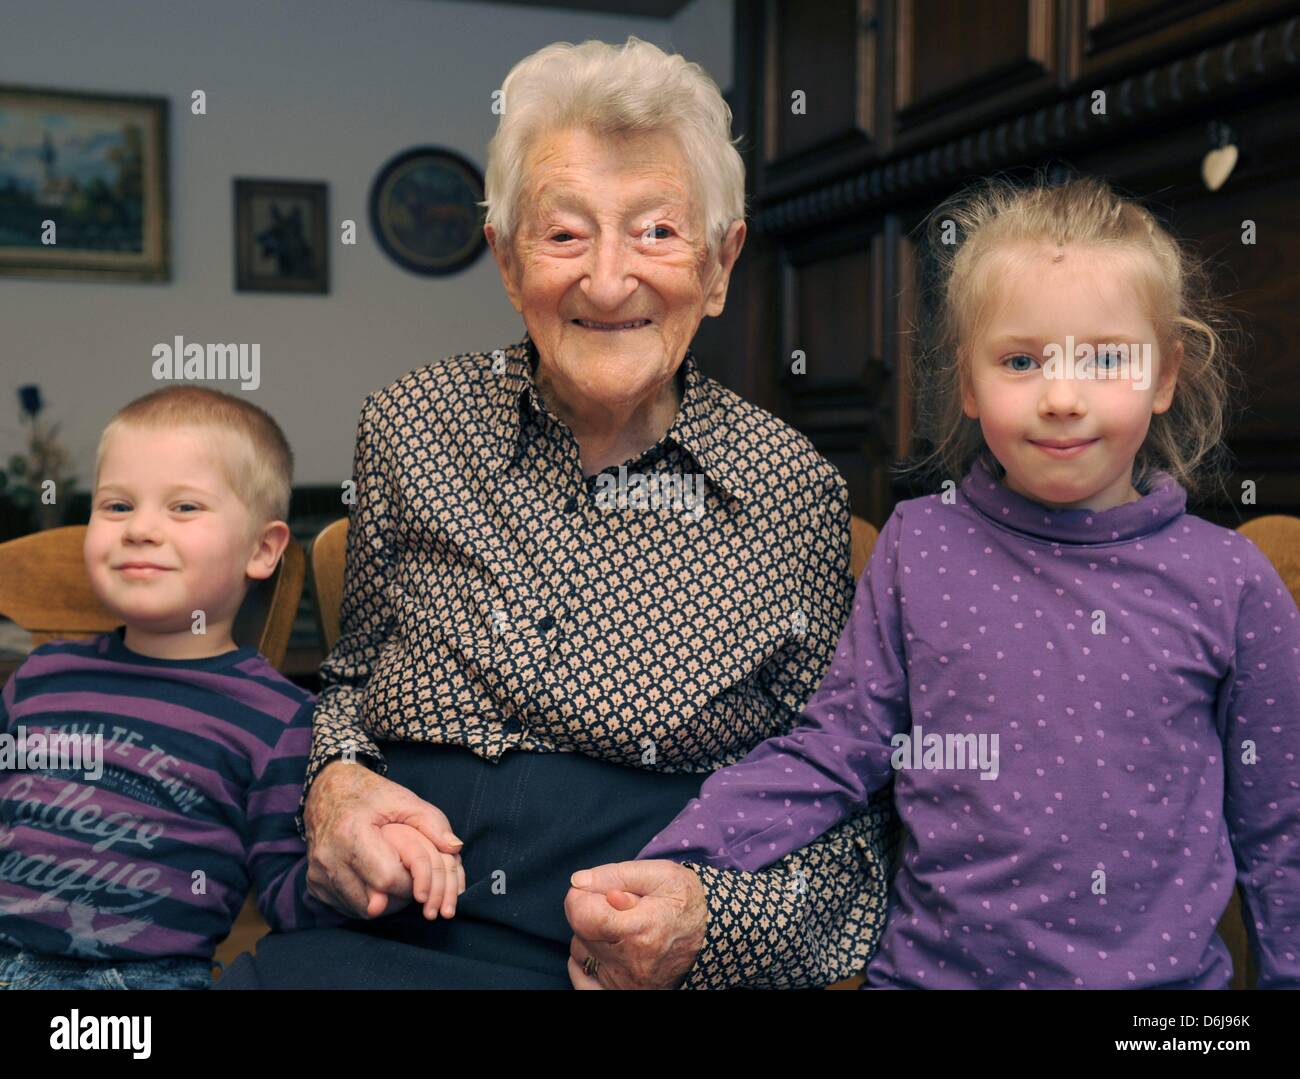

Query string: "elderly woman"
[[216, 35, 897, 991]]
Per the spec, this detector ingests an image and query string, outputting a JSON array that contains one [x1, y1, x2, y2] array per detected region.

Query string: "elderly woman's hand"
[[564, 860, 708, 989], [304, 760, 467, 920]]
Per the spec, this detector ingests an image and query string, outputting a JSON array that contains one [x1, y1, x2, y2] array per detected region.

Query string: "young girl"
[[637, 174, 1300, 990]]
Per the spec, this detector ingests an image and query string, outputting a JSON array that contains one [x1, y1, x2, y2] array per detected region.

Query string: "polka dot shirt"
[[640, 456, 1300, 988]]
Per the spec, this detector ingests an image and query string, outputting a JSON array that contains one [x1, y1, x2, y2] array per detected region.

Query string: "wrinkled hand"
[[564, 860, 707, 989], [304, 760, 466, 920]]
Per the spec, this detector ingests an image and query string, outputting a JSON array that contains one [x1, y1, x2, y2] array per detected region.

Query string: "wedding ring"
[[583, 954, 600, 978]]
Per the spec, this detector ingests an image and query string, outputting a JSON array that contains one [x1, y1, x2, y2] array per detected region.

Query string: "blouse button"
[[564, 495, 578, 513], [537, 614, 555, 632], [503, 717, 523, 734]]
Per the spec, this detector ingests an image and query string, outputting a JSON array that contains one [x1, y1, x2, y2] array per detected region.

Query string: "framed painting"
[[369, 146, 486, 276], [0, 84, 169, 282], [233, 178, 329, 294]]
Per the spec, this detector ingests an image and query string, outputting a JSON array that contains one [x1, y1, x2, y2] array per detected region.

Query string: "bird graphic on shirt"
[[63, 901, 152, 958], [0, 894, 152, 958]]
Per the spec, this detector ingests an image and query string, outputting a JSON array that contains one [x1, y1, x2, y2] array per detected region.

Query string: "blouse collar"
[[488, 330, 750, 501]]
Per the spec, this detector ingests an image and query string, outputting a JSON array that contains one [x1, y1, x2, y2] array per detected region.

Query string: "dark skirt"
[[214, 741, 705, 989]]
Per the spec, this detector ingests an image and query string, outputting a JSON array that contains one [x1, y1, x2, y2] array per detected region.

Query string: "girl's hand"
[[379, 821, 467, 920]]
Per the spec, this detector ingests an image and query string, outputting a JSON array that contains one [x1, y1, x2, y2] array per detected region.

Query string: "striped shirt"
[[0, 627, 344, 961]]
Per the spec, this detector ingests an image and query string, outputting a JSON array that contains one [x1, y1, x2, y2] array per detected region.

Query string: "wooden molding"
[[757, 13, 1300, 235]]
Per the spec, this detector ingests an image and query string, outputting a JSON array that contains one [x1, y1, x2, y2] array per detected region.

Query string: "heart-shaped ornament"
[[1201, 143, 1238, 192]]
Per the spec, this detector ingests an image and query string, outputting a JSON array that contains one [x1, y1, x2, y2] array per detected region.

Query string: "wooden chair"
[[307, 517, 881, 987], [309, 517, 350, 652], [305, 518, 878, 654], [1239, 515, 1300, 609], [826, 516, 880, 989], [0, 524, 305, 668], [308, 515, 884, 989], [212, 521, 352, 975], [849, 514, 879, 579], [0, 523, 306, 979], [1226, 514, 1300, 987]]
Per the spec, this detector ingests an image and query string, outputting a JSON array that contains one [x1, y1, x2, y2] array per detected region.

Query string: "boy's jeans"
[[0, 942, 213, 989]]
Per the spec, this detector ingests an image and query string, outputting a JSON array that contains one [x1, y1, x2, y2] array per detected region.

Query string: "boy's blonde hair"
[[899, 171, 1245, 502], [94, 386, 293, 529]]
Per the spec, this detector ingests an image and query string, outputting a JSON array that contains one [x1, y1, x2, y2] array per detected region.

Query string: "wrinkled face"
[[486, 126, 743, 416], [962, 243, 1181, 512], [85, 425, 260, 635]]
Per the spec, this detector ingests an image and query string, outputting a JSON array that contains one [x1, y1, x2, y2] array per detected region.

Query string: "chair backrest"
[[1237, 514, 1300, 607], [849, 515, 878, 579], [1225, 513, 1300, 987], [0, 525, 305, 669], [853, 511, 1300, 598], [309, 518, 349, 653]]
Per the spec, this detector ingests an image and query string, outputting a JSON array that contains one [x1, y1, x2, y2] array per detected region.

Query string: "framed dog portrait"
[[0, 84, 170, 282], [233, 178, 329, 294]]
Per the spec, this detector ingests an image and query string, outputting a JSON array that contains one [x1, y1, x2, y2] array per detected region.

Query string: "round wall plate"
[[369, 146, 487, 276]]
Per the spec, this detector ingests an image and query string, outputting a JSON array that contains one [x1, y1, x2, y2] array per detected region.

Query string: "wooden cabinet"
[[701, 0, 1300, 540]]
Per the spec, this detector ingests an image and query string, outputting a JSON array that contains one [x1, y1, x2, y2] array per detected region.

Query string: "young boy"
[[0, 386, 452, 989]]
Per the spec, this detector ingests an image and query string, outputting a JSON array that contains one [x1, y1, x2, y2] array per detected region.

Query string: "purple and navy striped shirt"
[[0, 627, 345, 961]]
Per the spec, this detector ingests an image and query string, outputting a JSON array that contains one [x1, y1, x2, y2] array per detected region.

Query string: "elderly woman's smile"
[[571, 317, 653, 330]]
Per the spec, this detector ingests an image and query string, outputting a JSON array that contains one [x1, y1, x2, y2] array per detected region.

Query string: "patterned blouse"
[[296, 330, 900, 989]]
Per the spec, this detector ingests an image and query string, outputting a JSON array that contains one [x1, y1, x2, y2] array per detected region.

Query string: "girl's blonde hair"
[[94, 386, 293, 529], [897, 171, 1245, 503]]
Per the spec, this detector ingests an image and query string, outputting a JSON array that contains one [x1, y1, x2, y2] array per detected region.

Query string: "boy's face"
[[961, 243, 1182, 512], [85, 424, 277, 639]]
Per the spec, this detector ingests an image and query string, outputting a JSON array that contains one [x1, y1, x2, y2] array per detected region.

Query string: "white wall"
[[0, 0, 733, 490]]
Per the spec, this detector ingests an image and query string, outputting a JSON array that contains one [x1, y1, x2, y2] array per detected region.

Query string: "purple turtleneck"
[[639, 458, 1300, 989]]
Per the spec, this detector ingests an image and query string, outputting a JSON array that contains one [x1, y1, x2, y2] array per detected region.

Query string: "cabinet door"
[[775, 221, 900, 521], [894, 0, 1059, 150], [759, 0, 880, 198]]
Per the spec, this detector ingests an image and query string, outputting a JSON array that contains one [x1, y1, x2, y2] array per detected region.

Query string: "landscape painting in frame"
[[0, 85, 169, 282]]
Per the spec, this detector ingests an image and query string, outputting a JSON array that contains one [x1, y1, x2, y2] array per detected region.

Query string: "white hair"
[[481, 35, 747, 266]]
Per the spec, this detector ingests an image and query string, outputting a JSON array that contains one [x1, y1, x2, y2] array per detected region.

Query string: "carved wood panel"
[[894, 0, 1058, 149]]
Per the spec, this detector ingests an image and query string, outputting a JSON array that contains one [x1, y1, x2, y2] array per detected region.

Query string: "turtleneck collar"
[[99, 625, 255, 669], [959, 456, 1187, 545]]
